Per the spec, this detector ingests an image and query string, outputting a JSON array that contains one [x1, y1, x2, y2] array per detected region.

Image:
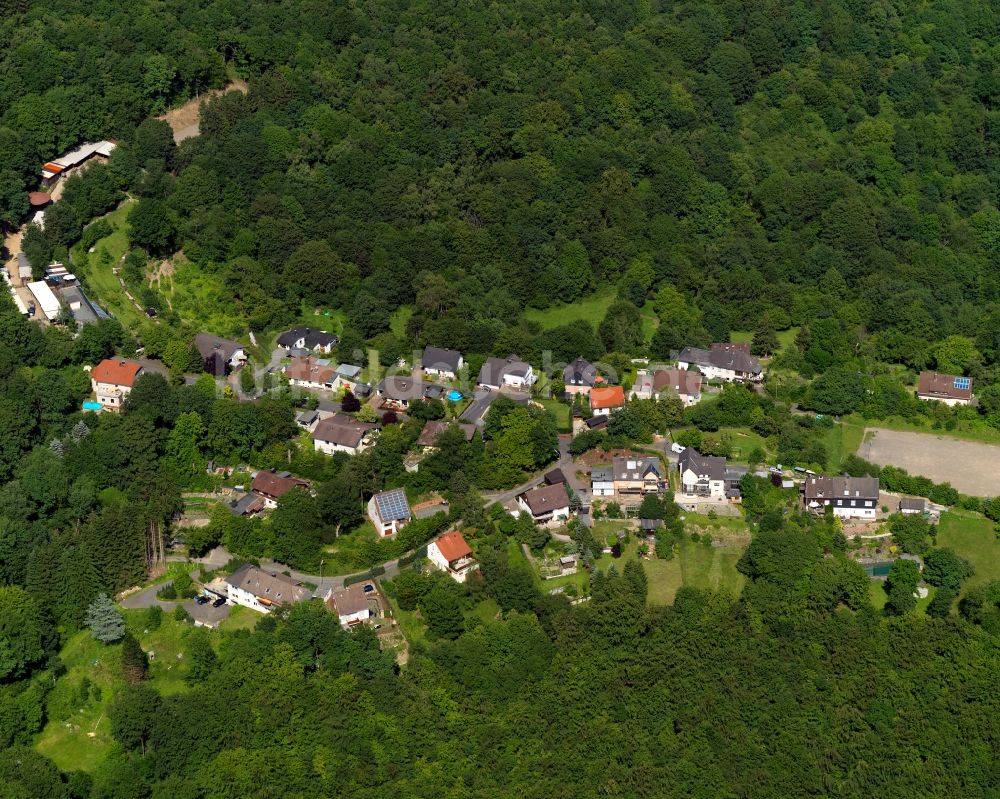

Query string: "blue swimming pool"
[[82, 401, 102, 411], [447, 390, 463, 401]]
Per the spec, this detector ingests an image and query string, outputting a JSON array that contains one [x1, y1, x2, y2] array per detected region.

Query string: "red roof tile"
[[589, 385, 625, 409], [91, 359, 142, 387], [434, 530, 472, 562]]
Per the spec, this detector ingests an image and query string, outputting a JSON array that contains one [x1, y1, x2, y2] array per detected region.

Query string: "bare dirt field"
[[859, 428, 1000, 496], [157, 79, 248, 142]]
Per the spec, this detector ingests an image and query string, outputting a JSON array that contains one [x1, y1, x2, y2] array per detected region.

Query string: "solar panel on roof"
[[377, 489, 410, 521], [954, 377, 971, 390]]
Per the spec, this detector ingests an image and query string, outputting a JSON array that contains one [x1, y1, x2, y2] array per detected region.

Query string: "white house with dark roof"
[[802, 475, 879, 520], [276, 327, 338, 354], [194, 333, 246, 376], [515, 483, 570, 525], [312, 414, 377, 456], [421, 346, 464, 380], [225, 565, 311, 613], [564, 357, 600, 396], [677, 449, 728, 500], [368, 487, 411, 536], [677, 343, 761, 383], [477, 354, 537, 390], [326, 583, 375, 627]]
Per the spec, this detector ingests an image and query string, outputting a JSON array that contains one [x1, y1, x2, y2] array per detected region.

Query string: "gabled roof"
[[422, 346, 462, 373], [564, 357, 599, 387], [194, 333, 243, 360], [312, 414, 376, 448], [899, 497, 926, 511], [518, 483, 569, 515], [373, 488, 411, 522], [802, 475, 880, 501], [590, 385, 625, 409], [652, 368, 702, 397], [917, 371, 973, 401], [478, 355, 532, 385], [285, 355, 335, 384], [544, 468, 566, 485], [377, 376, 438, 402], [91, 359, 142, 387], [678, 448, 726, 481], [226, 565, 310, 606], [251, 470, 309, 500], [328, 583, 371, 617], [678, 345, 761, 375], [612, 456, 661, 481], [433, 530, 473, 563]]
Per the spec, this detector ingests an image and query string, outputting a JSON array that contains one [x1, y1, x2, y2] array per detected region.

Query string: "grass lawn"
[[645, 557, 684, 605], [639, 299, 658, 343], [730, 327, 799, 355], [719, 427, 769, 463], [36, 610, 210, 772], [72, 200, 145, 330], [217, 604, 260, 632], [465, 598, 501, 625], [538, 398, 571, 432], [299, 303, 345, 335], [524, 287, 616, 331], [936, 511, 1000, 590], [158, 258, 245, 337], [644, 540, 746, 606], [384, 595, 426, 646], [868, 581, 888, 610], [824, 415, 866, 470]]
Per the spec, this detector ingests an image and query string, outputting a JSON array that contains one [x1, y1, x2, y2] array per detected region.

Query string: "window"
[[954, 377, 971, 390]]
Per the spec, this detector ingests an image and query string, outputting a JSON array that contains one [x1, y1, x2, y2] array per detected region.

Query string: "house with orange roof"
[[589, 385, 625, 416], [427, 530, 478, 583], [90, 359, 143, 412]]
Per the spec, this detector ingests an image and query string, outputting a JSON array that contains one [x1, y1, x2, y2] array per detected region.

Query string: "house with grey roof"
[[195, 333, 247, 376], [802, 475, 879, 520], [677, 343, 762, 383], [276, 327, 338, 353], [564, 357, 600, 396], [225, 565, 311, 613], [477, 354, 536, 390], [421, 346, 464, 380]]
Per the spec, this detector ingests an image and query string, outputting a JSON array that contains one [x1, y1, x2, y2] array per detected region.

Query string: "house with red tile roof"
[[589, 385, 625, 416], [90, 359, 143, 412], [427, 530, 478, 583]]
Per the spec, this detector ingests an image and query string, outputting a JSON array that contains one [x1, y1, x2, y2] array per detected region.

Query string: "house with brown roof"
[[250, 469, 309, 509], [427, 530, 478, 583], [416, 420, 477, 449], [916, 372, 973, 406], [90, 359, 143, 412], [632, 368, 703, 405], [225, 565, 311, 613], [312, 414, 377, 456], [284, 356, 336, 390], [589, 385, 625, 416], [326, 583, 377, 627], [515, 483, 571, 525]]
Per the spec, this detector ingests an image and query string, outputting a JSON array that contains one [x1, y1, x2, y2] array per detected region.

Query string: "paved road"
[[460, 389, 496, 423]]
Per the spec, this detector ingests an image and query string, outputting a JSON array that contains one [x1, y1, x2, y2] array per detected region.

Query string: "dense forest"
[[3, 0, 1000, 796]]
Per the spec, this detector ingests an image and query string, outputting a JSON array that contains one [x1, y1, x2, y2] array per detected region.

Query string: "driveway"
[[460, 389, 496, 423]]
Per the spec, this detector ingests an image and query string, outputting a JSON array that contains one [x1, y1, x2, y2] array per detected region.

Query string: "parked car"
[[212, 597, 226, 607], [362, 584, 375, 594], [195, 595, 209, 605]]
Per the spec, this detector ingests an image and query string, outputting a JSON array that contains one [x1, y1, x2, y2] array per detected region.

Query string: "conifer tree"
[[120, 632, 148, 683], [85, 594, 125, 643]]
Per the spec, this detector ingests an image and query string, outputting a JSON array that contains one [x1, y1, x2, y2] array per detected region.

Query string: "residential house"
[[632, 368, 702, 405], [802, 475, 880, 520], [515, 483, 571, 525], [276, 327, 338, 354], [225, 565, 311, 613], [676, 343, 762, 383], [477, 354, 537, 390], [591, 466, 615, 497], [421, 346, 464, 380], [284, 356, 336, 390], [195, 333, 246, 376], [589, 385, 625, 416], [376, 376, 444, 409], [677, 449, 742, 502], [416, 419, 477, 449], [899, 497, 927, 516], [427, 530, 478, 583], [312, 414, 377, 456], [612, 456, 663, 496], [90, 359, 143, 412], [326, 583, 375, 628], [916, 372, 974, 406], [368, 487, 411, 536], [250, 469, 309, 509], [230, 493, 266, 517], [564, 357, 601, 396]]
